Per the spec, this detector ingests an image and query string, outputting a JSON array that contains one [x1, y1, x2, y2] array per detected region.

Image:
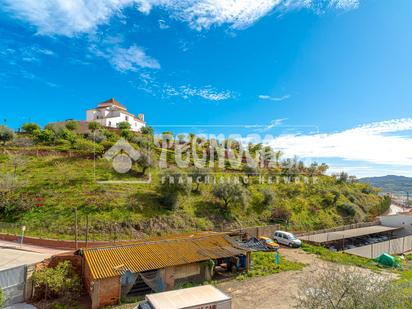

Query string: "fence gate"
[[0, 265, 27, 306]]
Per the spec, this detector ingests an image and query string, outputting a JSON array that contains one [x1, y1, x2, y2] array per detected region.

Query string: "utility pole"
[[85, 214, 89, 247], [75, 208, 78, 250]]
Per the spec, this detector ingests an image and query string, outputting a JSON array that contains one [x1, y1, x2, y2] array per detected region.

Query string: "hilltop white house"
[[86, 98, 146, 132]]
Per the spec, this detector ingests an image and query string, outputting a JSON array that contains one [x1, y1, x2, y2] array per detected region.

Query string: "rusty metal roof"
[[83, 233, 248, 280]]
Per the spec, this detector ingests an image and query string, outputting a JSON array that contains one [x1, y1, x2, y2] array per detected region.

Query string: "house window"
[[125, 116, 129, 121], [108, 121, 112, 127]]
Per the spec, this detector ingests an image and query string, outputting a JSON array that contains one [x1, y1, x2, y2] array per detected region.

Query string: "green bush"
[[65, 120, 79, 131], [0, 125, 14, 145], [22, 122, 40, 134], [212, 182, 248, 210], [87, 121, 101, 132], [0, 288, 5, 308], [158, 170, 191, 210], [73, 139, 104, 154], [118, 121, 131, 130], [32, 261, 82, 300]]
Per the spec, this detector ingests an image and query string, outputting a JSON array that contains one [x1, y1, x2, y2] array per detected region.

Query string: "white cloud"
[[2, 0, 361, 36], [164, 85, 234, 101], [329, 0, 359, 10], [89, 44, 160, 72], [266, 118, 412, 166], [259, 94, 290, 102], [110, 45, 160, 71], [158, 19, 170, 29]]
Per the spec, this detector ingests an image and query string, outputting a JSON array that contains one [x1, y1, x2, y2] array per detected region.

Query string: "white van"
[[136, 285, 232, 309], [273, 230, 302, 248]]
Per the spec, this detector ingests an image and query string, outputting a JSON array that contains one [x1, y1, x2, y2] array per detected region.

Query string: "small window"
[[109, 121, 112, 127], [125, 116, 129, 121]]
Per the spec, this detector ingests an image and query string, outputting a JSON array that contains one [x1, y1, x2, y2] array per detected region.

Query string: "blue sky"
[[0, 0, 411, 177]]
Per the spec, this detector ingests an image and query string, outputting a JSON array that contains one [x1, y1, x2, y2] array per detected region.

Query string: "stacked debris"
[[236, 237, 273, 252]]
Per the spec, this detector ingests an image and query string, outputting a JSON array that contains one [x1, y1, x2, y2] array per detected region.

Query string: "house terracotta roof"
[[82, 233, 248, 280], [97, 98, 127, 110]]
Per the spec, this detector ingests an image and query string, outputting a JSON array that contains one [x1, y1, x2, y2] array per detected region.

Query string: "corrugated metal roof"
[[83, 234, 248, 280]]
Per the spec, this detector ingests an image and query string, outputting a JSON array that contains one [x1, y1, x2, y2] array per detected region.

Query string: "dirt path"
[[217, 248, 391, 309]]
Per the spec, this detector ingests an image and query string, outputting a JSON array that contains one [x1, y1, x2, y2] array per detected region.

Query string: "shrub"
[[188, 167, 210, 192], [136, 150, 153, 175], [65, 120, 79, 131], [261, 189, 275, 207], [32, 261, 82, 300], [296, 265, 412, 309], [73, 139, 104, 154], [271, 204, 292, 222], [102, 129, 116, 141], [243, 165, 259, 178], [0, 288, 5, 308], [117, 121, 131, 130], [35, 129, 57, 144], [61, 129, 78, 145], [158, 170, 191, 210], [337, 203, 356, 217], [212, 182, 248, 210], [140, 126, 154, 135], [22, 122, 40, 134], [87, 121, 101, 132], [0, 125, 15, 145]]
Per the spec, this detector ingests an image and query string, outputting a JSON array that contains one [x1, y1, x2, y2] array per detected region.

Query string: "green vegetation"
[[0, 125, 14, 145], [296, 265, 412, 309], [0, 288, 4, 308], [0, 122, 389, 240], [32, 261, 82, 301], [301, 244, 380, 270], [237, 252, 305, 280]]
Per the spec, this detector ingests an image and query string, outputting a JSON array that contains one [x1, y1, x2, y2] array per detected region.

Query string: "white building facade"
[[86, 98, 146, 132]]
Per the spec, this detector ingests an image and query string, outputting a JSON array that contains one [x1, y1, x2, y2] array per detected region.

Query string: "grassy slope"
[[0, 145, 385, 240]]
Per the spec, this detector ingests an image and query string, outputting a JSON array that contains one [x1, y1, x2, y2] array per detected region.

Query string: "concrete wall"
[[380, 214, 412, 236], [164, 262, 205, 290]]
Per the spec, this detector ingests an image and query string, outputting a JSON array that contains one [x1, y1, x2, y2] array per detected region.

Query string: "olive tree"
[[136, 150, 154, 175], [158, 170, 191, 210], [212, 182, 248, 210], [0, 125, 14, 145], [22, 122, 40, 134], [88, 121, 101, 132], [65, 120, 79, 131], [188, 167, 210, 192], [295, 266, 412, 309]]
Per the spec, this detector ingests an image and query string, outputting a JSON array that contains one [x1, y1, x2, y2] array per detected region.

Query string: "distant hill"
[[360, 175, 412, 193]]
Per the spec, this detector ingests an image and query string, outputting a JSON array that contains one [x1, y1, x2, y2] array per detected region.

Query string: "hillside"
[[360, 175, 412, 193], [0, 122, 390, 240]]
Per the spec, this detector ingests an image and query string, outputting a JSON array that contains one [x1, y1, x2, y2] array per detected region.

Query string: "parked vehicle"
[[136, 285, 232, 309], [257, 236, 280, 251], [273, 231, 302, 248]]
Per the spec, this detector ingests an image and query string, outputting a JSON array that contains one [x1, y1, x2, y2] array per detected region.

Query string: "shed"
[[80, 233, 250, 308]]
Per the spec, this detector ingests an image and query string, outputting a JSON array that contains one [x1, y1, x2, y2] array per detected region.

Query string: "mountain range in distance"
[[360, 175, 412, 193]]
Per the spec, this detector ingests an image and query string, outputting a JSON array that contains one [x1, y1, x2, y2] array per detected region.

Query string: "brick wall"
[[98, 277, 120, 308]]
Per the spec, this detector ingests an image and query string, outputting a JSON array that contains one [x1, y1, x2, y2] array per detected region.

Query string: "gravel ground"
[[217, 247, 393, 309]]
